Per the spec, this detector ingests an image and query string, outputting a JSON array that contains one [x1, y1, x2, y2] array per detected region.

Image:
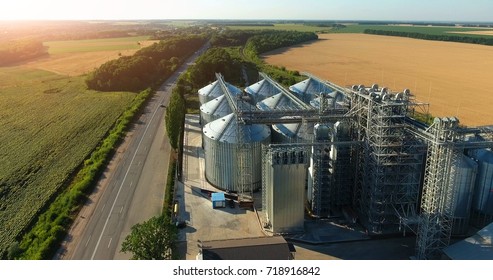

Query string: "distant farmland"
[[25, 36, 157, 76], [262, 33, 493, 126], [226, 23, 332, 33]]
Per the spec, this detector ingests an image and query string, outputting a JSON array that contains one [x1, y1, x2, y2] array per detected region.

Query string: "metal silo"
[[470, 149, 493, 228], [290, 77, 333, 103], [202, 113, 270, 192], [256, 93, 309, 143], [256, 92, 294, 111], [245, 79, 280, 103], [310, 91, 345, 110], [200, 95, 231, 125], [450, 154, 477, 236], [198, 80, 242, 105], [272, 123, 303, 143]]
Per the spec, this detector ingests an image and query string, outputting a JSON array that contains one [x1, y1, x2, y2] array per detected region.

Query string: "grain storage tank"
[[470, 149, 493, 228], [310, 91, 345, 110], [450, 154, 477, 236], [245, 79, 280, 103], [200, 94, 254, 125], [256, 92, 294, 111], [202, 113, 270, 192], [198, 80, 242, 105], [290, 77, 333, 103], [271, 122, 303, 143], [257, 93, 308, 143], [200, 95, 231, 125]]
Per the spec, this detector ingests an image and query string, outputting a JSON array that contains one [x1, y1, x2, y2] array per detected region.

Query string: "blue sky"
[[1, 0, 492, 22]]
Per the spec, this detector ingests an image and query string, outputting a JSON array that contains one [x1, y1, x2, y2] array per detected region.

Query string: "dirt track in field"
[[262, 33, 493, 126]]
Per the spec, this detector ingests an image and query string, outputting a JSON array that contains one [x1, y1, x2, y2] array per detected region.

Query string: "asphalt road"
[[68, 43, 209, 260]]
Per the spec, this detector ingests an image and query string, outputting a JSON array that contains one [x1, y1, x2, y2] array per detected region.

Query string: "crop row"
[[15, 88, 152, 259], [0, 71, 135, 258]]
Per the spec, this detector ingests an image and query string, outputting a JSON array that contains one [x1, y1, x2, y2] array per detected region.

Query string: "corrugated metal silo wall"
[[266, 163, 306, 233], [204, 136, 269, 192], [471, 150, 493, 228], [450, 154, 477, 236]]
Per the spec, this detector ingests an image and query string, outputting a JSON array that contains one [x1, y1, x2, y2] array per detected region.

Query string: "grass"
[[226, 23, 332, 33], [44, 36, 151, 54], [0, 67, 135, 257]]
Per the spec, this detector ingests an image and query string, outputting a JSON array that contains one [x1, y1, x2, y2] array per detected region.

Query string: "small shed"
[[211, 192, 226, 208]]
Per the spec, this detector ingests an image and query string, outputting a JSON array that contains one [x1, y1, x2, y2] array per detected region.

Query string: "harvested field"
[[24, 36, 158, 76], [25, 50, 137, 76], [448, 30, 493, 36], [262, 33, 493, 126]]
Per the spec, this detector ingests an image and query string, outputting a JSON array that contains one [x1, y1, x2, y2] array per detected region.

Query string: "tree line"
[[85, 35, 207, 92], [244, 30, 318, 56], [364, 29, 493, 46], [0, 40, 47, 66]]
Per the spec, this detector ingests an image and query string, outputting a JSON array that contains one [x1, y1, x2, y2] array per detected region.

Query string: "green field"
[[226, 23, 332, 33], [44, 36, 150, 54], [328, 24, 493, 37], [0, 67, 135, 254], [224, 23, 493, 39]]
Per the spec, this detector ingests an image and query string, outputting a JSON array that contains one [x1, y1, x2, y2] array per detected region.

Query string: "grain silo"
[[470, 149, 493, 228], [202, 113, 271, 192], [198, 80, 242, 105], [200, 95, 232, 125], [450, 154, 477, 236], [256, 93, 310, 143], [245, 79, 280, 103], [289, 77, 333, 103]]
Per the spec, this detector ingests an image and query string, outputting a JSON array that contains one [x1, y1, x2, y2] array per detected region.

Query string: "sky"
[[1, 0, 492, 22]]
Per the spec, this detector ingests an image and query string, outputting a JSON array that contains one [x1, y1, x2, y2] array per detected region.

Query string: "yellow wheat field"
[[262, 33, 493, 126], [24, 39, 158, 76]]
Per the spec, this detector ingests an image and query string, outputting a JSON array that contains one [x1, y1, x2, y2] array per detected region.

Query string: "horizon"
[[2, 0, 492, 22], [1, 19, 493, 25]]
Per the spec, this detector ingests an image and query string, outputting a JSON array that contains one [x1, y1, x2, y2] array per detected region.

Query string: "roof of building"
[[199, 236, 294, 260], [443, 222, 493, 260]]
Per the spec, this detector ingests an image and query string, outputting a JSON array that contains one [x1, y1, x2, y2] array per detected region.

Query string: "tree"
[[165, 87, 185, 150], [120, 215, 177, 260]]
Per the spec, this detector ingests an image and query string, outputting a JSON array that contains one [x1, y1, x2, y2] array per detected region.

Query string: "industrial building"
[[197, 72, 493, 260]]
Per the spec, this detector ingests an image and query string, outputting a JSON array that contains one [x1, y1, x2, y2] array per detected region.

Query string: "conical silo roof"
[[203, 113, 270, 143], [256, 93, 296, 111], [290, 78, 335, 102], [273, 123, 301, 139], [200, 95, 232, 124], [245, 79, 280, 102], [198, 80, 242, 104]]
